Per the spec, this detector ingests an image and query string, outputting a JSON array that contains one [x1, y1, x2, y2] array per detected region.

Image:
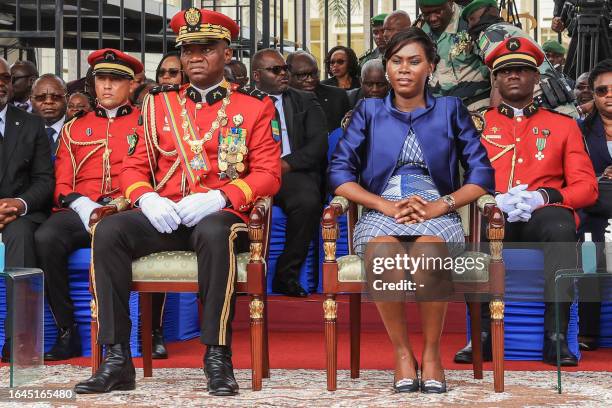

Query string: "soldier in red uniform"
[[453, 37, 598, 366], [74, 8, 281, 395], [35, 49, 142, 361]]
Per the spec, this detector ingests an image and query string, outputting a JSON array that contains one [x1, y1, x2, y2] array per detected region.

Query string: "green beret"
[[461, 0, 498, 20], [371, 13, 388, 26], [542, 40, 566, 55], [419, 0, 450, 6]]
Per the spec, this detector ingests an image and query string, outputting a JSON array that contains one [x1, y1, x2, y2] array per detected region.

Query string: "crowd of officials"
[[0, 0, 610, 397]]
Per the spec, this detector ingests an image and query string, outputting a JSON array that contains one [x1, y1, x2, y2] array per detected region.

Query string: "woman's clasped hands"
[[377, 196, 447, 225]]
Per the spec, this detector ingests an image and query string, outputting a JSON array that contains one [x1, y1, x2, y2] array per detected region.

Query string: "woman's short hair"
[[588, 59, 612, 90], [324, 45, 360, 79], [382, 27, 440, 69]]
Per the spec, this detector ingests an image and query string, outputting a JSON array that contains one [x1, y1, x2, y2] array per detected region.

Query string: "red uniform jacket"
[[55, 104, 139, 208], [121, 82, 281, 221], [481, 102, 598, 213]]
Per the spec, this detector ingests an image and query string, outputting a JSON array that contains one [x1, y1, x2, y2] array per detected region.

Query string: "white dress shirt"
[[46, 117, 65, 143], [269, 93, 291, 157], [0, 104, 7, 137]]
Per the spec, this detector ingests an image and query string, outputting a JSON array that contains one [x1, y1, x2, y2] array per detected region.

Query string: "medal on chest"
[[180, 91, 231, 171], [218, 114, 248, 180], [535, 129, 550, 161]]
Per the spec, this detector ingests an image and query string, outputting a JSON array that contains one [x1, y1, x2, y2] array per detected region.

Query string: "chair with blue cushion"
[[88, 197, 273, 391], [320, 194, 507, 392]]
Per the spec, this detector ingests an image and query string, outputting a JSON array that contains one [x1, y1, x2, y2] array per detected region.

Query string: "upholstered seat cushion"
[[131, 251, 253, 283], [337, 252, 491, 283]]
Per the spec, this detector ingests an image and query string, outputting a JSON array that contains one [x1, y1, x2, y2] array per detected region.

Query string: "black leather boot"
[[542, 331, 578, 366], [1, 338, 10, 363], [152, 328, 168, 359], [453, 331, 492, 364], [74, 343, 136, 393], [44, 324, 82, 361], [204, 345, 239, 396]]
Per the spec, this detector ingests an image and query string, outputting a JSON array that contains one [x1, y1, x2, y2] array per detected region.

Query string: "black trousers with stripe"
[[92, 209, 247, 346]]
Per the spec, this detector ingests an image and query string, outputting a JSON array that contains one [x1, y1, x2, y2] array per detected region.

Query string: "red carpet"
[[44, 295, 612, 372]]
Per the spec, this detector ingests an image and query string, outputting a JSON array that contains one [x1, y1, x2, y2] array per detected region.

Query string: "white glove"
[[495, 192, 523, 214], [176, 190, 226, 228], [507, 207, 531, 223], [513, 187, 545, 215], [69, 196, 102, 232], [139, 192, 181, 233]]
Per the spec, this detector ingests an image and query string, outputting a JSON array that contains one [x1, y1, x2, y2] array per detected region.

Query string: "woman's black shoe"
[[420, 379, 447, 394], [393, 378, 419, 393]]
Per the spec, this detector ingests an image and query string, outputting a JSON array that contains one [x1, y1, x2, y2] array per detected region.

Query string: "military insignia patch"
[[506, 38, 521, 51], [271, 120, 281, 142], [185, 7, 201, 29], [127, 132, 138, 155], [86, 127, 93, 137]]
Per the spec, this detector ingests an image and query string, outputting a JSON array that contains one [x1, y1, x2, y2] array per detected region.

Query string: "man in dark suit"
[[252, 49, 328, 297], [0, 57, 55, 361], [287, 51, 350, 133]]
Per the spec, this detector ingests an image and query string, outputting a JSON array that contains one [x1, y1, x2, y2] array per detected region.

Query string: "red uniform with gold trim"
[[55, 104, 140, 207], [480, 102, 598, 211], [121, 81, 281, 220]]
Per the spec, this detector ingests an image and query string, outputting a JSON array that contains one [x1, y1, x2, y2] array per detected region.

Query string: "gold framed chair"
[[320, 194, 506, 392], [88, 197, 273, 391]]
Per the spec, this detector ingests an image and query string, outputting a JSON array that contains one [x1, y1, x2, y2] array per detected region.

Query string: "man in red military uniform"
[[453, 37, 598, 366], [74, 8, 281, 395], [35, 49, 142, 361]]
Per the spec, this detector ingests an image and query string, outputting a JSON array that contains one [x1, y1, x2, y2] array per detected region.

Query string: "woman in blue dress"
[[328, 28, 494, 393]]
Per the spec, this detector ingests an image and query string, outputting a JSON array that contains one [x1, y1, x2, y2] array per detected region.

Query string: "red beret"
[[485, 37, 544, 73], [170, 8, 239, 47], [87, 48, 144, 79]]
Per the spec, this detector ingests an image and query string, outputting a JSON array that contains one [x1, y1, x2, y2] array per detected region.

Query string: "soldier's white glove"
[[495, 191, 523, 214], [510, 184, 545, 216], [139, 192, 181, 234], [69, 197, 102, 232], [507, 207, 532, 223], [176, 190, 226, 228]]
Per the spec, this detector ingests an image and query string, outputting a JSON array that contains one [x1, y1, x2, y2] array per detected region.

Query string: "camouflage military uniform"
[[475, 22, 579, 118], [359, 48, 383, 67], [422, 3, 491, 110]]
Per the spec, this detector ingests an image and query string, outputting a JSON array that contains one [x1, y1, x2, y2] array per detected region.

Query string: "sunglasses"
[[329, 59, 346, 66], [594, 85, 612, 97], [158, 68, 182, 78], [291, 71, 318, 81], [258, 65, 289, 75], [12, 75, 34, 83], [32, 93, 67, 102]]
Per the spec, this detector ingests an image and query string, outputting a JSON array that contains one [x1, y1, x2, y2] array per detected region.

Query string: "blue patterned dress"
[[353, 129, 465, 257]]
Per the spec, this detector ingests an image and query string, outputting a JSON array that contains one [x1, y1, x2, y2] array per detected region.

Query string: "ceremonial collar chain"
[[179, 85, 231, 155]]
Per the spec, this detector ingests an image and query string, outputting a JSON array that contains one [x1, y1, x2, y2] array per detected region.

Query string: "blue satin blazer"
[[328, 92, 494, 196]]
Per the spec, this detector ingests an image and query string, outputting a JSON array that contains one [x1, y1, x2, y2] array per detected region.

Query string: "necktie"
[[269, 96, 285, 154], [46, 127, 57, 153]]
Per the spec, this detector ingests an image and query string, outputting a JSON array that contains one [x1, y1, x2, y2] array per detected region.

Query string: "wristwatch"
[[441, 194, 456, 213]]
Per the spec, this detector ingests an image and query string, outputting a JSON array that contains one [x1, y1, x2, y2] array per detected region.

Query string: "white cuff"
[[15, 198, 28, 216]]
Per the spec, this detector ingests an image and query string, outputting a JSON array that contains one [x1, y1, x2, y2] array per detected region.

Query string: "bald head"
[[383, 11, 412, 44], [360, 59, 389, 98], [287, 51, 320, 92], [31, 73, 67, 125], [251, 48, 289, 94], [0, 58, 10, 109]]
